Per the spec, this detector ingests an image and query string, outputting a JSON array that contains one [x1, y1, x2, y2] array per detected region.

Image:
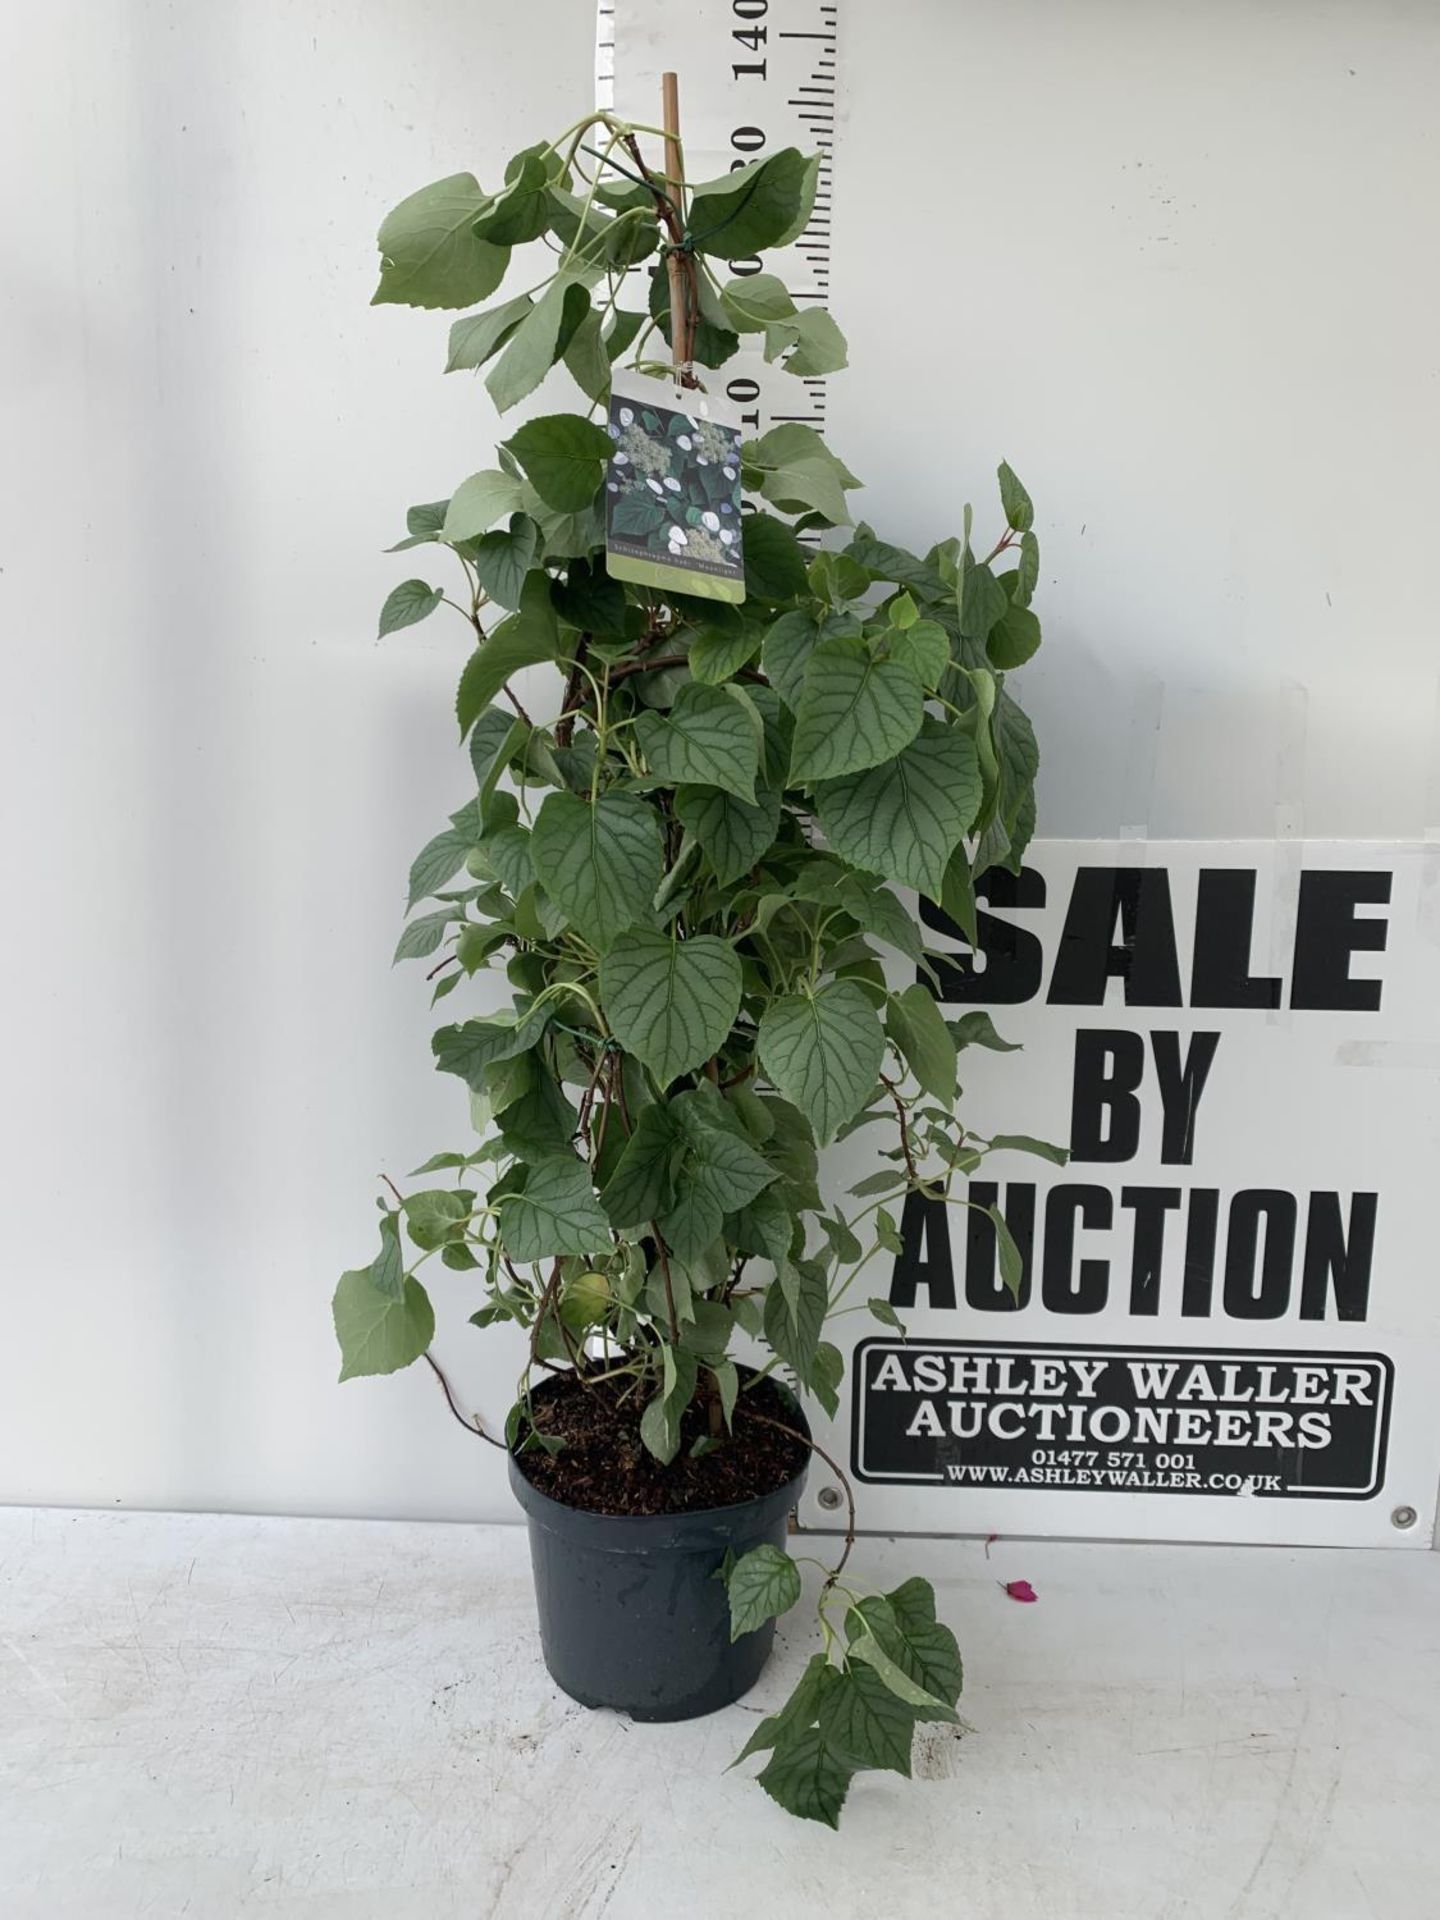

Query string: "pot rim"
[[507, 1366, 812, 1526]]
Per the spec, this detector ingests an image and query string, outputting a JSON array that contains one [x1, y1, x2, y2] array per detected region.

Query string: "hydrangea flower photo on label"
[[605, 372, 745, 604]]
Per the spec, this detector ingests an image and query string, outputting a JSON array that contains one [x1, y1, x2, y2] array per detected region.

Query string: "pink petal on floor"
[[1003, 1579, 1038, 1603]]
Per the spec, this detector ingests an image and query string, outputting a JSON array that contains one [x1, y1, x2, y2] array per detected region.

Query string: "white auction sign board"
[[795, 842, 1440, 1549]]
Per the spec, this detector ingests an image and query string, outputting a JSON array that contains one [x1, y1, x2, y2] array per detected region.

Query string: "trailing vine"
[[338, 101, 1062, 1826]]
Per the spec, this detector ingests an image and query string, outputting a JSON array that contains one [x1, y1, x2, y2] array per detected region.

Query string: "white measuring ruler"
[[597, 0, 841, 449]]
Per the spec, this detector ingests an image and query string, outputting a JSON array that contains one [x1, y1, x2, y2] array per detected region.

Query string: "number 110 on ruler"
[[601, 0, 841, 444]]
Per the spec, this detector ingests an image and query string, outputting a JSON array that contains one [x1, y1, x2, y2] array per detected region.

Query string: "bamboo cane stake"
[[660, 72, 695, 379]]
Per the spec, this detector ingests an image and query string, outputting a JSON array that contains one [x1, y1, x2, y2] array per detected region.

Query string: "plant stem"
[[620, 115, 698, 385], [606, 652, 688, 683], [738, 1408, 857, 1585], [555, 634, 592, 747], [652, 1233, 682, 1345], [879, 1071, 919, 1180], [500, 683, 533, 726], [556, 128, 623, 277], [529, 1258, 566, 1369], [423, 1350, 504, 1449]]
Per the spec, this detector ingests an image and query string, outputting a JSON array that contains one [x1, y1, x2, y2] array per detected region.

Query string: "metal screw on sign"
[[817, 1486, 843, 1511], [1391, 1504, 1419, 1529]]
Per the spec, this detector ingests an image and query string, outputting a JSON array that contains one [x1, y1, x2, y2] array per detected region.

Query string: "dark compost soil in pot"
[[513, 1367, 808, 1516]]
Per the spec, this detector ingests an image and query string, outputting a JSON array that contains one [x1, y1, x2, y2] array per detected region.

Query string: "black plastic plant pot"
[[508, 1404, 810, 1723]]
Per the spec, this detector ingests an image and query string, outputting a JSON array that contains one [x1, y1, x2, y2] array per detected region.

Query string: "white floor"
[[2, 1509, 1437, 1919]]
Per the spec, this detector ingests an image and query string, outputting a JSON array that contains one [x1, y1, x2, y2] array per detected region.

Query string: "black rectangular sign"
[[853, 1341, 1393, 1500]]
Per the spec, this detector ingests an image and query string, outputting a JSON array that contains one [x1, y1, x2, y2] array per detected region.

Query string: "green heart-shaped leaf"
[[788, 638, 924, 782], [600, 931, 743, 1085], [499, 1153, 610, 1262], [530, 791, 663, 950], [372, 173, 509, 310], [815, 723, 982, 902], [758, 981, 885, 1145], [634, 683, 760, 804]]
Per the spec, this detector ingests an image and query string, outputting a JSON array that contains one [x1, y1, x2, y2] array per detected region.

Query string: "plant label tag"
[[604, 368, 746, 605]]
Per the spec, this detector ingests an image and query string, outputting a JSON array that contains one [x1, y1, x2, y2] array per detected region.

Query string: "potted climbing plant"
[[336, 78, 1053, 1828]]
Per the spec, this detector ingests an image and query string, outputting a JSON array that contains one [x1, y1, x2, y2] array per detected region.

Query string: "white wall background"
[[0, 0, 597, 1521], [831, 0, 1440, 845], [2, 0, 1438, 1521]]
